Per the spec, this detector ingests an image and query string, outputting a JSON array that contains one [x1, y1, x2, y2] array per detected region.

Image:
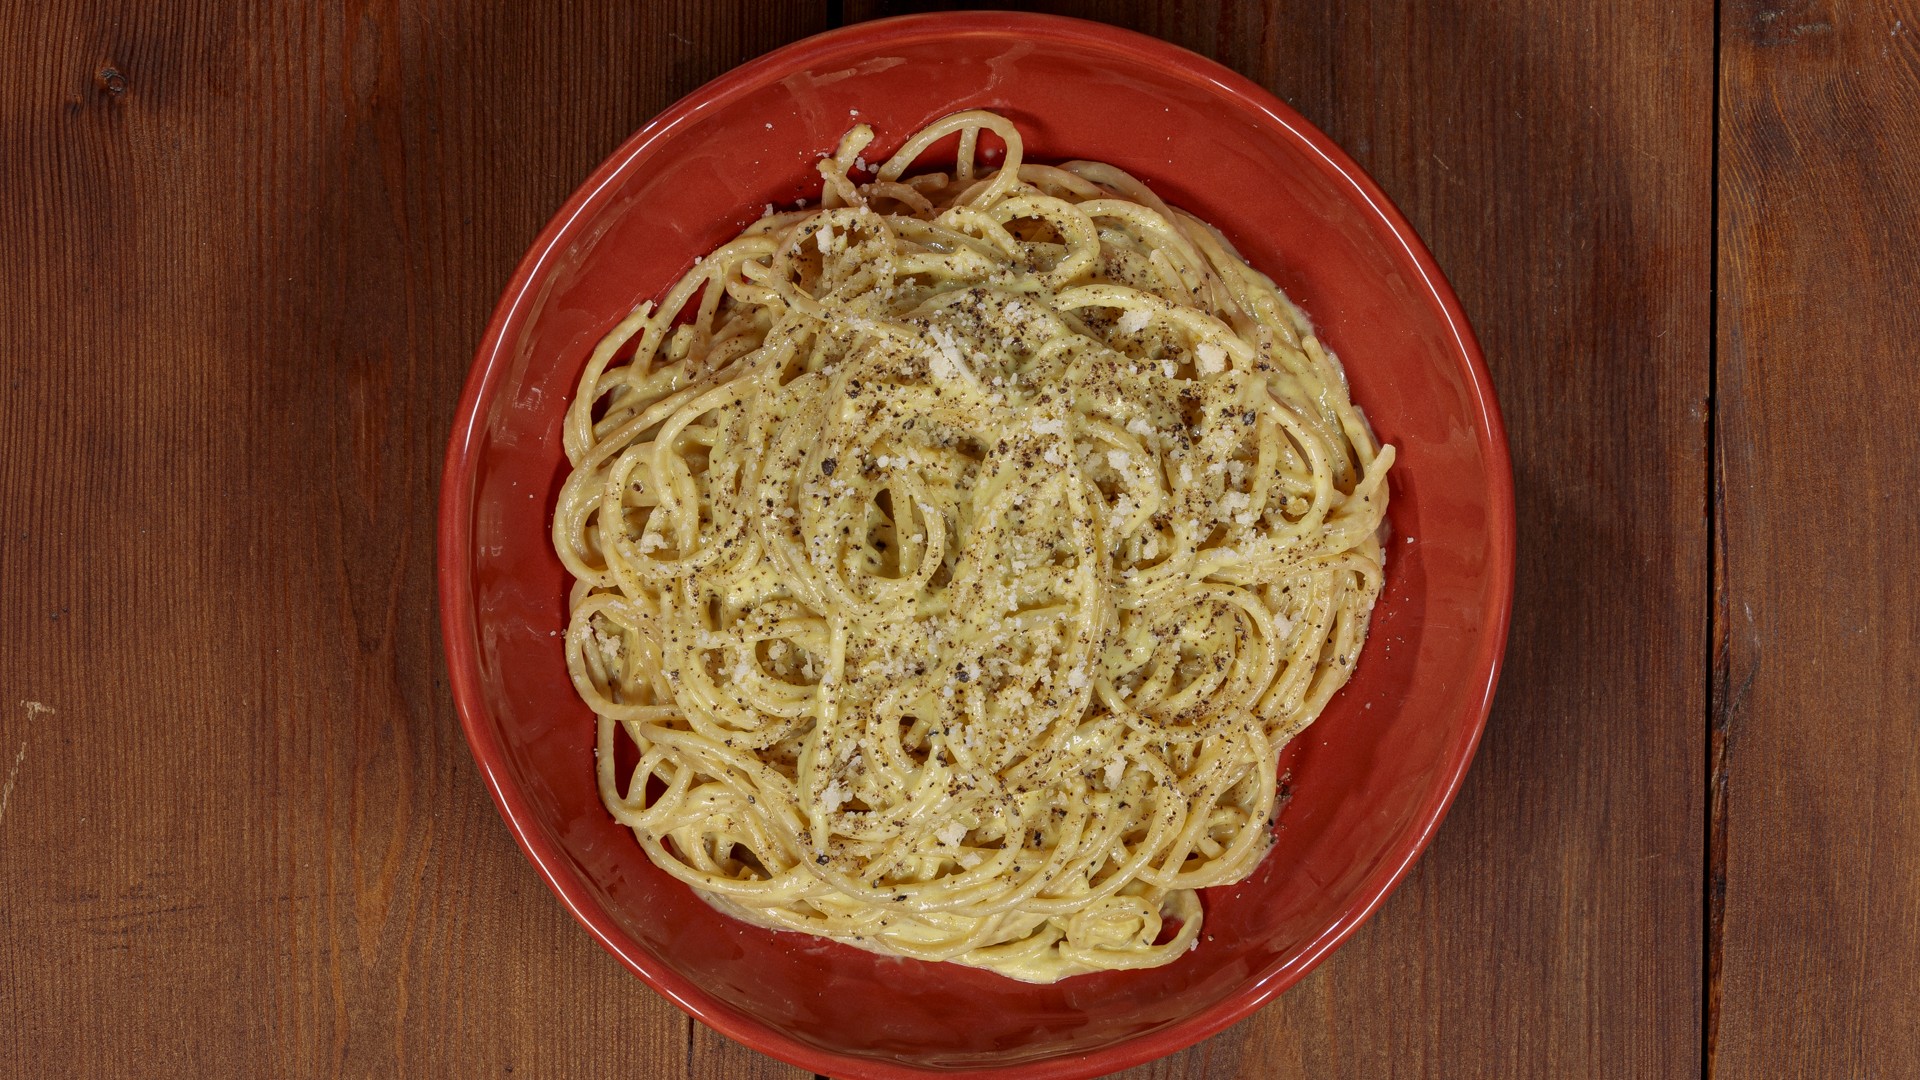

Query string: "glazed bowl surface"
[[439, 12, 1515, 1078]]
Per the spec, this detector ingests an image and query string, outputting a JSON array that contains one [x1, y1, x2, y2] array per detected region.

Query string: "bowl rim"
[[438, 11, 1516, 1078]]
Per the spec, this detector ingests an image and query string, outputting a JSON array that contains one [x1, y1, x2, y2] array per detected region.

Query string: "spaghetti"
[[553, 110, 1393, 982]]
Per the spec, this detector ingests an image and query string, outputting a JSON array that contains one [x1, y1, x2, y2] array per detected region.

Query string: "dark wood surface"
[[1713, 3, 1920, 1077], [0, 0, 1891, 1077]]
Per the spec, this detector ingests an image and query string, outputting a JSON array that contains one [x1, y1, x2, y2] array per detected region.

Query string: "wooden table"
[[2, 1, 1909, 1076]]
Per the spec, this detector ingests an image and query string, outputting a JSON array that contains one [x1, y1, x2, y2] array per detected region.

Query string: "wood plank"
[[1713, 2, 1920, 1075], [0, 2, 822, 1077], [843, 2, 1713, 1076]]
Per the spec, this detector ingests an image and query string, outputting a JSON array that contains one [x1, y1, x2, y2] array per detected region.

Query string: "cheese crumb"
[[1117, 309, 1151, 334], [1195, 341, 1228, 375], [926, 326, 969, 383], [593, 627, 621, 668]]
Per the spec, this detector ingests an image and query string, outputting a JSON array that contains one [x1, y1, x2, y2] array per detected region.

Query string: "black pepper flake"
[[815, 854, 828, 865], [821, 457, 838, 476]]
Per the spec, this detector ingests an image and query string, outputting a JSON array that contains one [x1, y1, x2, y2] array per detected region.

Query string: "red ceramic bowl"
[[440, 12, 1513, 1078]]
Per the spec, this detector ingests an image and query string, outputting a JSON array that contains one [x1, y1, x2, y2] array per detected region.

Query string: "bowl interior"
[[445, 14, 1510, 1078]]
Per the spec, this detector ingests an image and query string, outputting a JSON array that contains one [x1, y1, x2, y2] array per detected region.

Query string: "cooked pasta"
[[553, 110, 1393, 982]]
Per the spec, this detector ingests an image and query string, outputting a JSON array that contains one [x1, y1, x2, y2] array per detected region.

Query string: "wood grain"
[[1713, 2, 1920, 1076], [0, 3, 821, 1078], [847, 1, 1714, 1075], [0, 1, 1721, 1077]]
